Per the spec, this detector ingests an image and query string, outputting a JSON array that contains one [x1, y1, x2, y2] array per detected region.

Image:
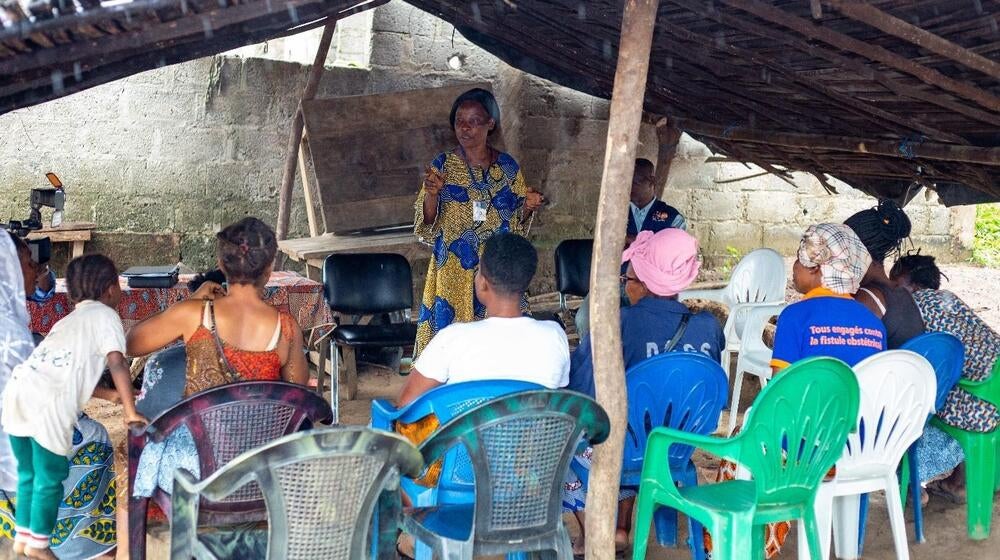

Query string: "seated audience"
[[575, 158, 688, 335], [771, 222, 887, 371], [397, 233, 569, 407], [891, 252, 1000, 502], [564, 228, 723, 556], [120, 217, 307, 554], [844, 200, 924, 348]]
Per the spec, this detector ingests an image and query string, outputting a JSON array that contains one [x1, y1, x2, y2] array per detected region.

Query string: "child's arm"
[[107, 351, 147, 426]]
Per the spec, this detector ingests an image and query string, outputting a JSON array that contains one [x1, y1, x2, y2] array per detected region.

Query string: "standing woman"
[[414, 88, 544, 357]]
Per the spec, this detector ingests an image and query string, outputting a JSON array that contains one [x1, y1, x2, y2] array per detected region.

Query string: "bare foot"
[[615, 528, 629, 552], [13, 540, 25, 556], [25, 547, 57, 560]]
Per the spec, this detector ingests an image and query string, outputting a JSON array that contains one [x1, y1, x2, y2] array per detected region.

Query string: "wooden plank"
[[26, 222, 96, 243], [278, 231, 425, 261], [299, 135, 319, 238]]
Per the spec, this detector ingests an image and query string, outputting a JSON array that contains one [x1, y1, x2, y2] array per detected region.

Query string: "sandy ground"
[[46, 262, 1000, 559]]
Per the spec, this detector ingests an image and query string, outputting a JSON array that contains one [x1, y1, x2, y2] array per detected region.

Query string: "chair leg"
[[438, 536, 474, 560], [857, 493, 869, 554], [964, 434, 995, 540], [128, 496, 149, 560], [727, 372, 745, 436], [800, 483, 833, 560], [341, 346, 359, 401], [802, 512, 825, 560], [653, 506, 678, 547], [883, 474, 910, 560], [906, 448, 925, 544], [710, 513, 753, 560], [832, 493, 861, 560], [632, 488, 656, 560], [750, 523, 765, 560], [329, 341, 339, 425]]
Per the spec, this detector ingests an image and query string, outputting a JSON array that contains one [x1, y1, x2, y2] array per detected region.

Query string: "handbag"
[[663, 312, 691, 353]]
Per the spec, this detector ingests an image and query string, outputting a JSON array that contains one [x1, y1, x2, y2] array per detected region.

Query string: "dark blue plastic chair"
[[573, 352, 727, 559], [371, 380, 542, 559], [857, 332, 964, 550]]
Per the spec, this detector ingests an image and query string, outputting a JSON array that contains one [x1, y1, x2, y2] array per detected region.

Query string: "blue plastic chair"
[[571, 353, 727, 559], [857, 332, 964, 550], [371, 380, 542, 559]]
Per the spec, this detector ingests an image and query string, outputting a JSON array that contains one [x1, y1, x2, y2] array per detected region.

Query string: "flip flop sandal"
[[926, 481, 967, 505]]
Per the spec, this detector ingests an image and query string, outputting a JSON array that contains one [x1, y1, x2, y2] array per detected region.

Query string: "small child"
[[1, 254, 145, 559]]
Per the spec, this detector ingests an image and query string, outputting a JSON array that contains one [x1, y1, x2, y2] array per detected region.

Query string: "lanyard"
[[457, 145, 493, 194]]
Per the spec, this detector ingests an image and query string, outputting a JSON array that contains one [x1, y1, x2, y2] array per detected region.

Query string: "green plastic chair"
[[928, 356, 1000, 540], [631, 357, 861, 560]]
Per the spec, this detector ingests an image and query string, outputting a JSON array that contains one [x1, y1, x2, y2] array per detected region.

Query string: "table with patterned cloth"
[[27, 271, 332, 335]]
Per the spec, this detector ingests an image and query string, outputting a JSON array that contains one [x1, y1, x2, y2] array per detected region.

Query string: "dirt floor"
[[72, 262, 1000, 559]]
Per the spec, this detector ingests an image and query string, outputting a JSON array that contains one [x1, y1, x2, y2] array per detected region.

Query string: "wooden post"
[[653, 116, 682, 192], [586, 1, 660, 559], [276, 22, 337, 241]]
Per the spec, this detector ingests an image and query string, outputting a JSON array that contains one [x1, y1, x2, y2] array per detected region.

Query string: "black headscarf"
[[449, 88, 500, 136]]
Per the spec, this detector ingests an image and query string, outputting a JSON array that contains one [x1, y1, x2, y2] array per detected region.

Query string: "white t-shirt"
[[2, 300, 126, 456], [414, 317, 570, 389]]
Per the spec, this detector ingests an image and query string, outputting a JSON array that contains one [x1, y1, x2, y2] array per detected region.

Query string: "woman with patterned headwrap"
[[413, 88, 545, 357], [0, 232, 118, 559]]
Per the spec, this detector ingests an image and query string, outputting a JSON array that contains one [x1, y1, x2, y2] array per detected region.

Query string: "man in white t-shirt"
[[397, 233, 569, 406]]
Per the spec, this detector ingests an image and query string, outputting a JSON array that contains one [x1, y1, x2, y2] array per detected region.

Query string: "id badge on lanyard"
[[473, 200, 488, 223]]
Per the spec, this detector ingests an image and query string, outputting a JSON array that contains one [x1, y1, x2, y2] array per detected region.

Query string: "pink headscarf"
[[621, 229, 701, 297]]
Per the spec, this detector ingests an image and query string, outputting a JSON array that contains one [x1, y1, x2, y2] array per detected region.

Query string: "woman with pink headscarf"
[[564, 228, 724, 555]]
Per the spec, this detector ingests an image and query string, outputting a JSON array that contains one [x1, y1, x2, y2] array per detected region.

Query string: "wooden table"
[[26, 221, 96, 258], [278, 231, 428, 280]]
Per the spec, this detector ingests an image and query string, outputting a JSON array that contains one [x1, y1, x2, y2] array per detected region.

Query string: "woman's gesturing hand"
[[423, 166, 445, 196], [525, 187, 546, 212]]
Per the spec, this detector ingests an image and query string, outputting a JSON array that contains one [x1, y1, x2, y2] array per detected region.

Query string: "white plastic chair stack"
[[798, 350, 936, 560], [680, 248, 787, 435]]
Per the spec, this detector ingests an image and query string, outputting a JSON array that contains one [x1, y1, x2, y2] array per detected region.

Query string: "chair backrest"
[[739, 357, 860, 507], [554, 239, 594, 298], [148, 381, 333, 515], [420, 391, 610, 545], [839, 351, 936, 476], [623, 353, 728, 484], [323, 253, 412, 315], [135, 344, 187, 419], [721, 248, 786, 307], [900, 332, 964, 412], [179, 427, 424, 560], [395, 380, 542, 502]]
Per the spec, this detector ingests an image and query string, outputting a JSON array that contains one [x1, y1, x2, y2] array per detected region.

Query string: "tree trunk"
[[585, 1, 660, 559]]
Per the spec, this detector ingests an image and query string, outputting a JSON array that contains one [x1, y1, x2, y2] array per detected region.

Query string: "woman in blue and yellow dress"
[[413, 88, 544, 357]]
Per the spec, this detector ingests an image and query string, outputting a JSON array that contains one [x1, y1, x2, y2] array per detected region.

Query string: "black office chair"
[[554, 239, 593, 313], [319, 253, 417, 422]]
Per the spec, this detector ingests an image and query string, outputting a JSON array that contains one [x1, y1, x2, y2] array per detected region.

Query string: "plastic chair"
[[554, 239, 593, 312], [318, 253, 417, 418], [799, 350, 936, 560], [403, 390, 610, 559], [929, 355, 1000, 540], [864, 332, 963, 547], [621, 353, 728, 559], [679, 248, 786, 376], [631, 356, 860, 560], [171, 427, 424, 559], [724, 302, 785, 436], [128, 381, 333, 559]]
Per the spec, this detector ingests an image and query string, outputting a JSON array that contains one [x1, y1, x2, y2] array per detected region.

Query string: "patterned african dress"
[[912, 288, 1000, 482], [413, 150, 529, 357], [0, 416, 116, 560]]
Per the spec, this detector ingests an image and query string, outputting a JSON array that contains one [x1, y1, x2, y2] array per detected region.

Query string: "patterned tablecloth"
[[27, 271, 332, 335]]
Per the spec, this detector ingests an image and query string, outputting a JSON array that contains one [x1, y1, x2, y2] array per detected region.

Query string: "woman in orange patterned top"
[[119, 217, 307, 557]]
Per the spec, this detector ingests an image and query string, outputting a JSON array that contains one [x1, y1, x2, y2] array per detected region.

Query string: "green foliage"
[[720, 245, 743, 275], [972, 204, 1000, 267]]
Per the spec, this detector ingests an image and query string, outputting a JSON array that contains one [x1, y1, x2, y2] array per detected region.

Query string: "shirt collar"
[[802, 287, 853, 300], [630, 199, 656, 213]]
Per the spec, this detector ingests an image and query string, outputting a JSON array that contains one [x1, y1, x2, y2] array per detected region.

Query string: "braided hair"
[[844, 199, 912, 262], [66, 254, 118, 303], [890, 251, 947, 290], [216, 217, 277, 286]]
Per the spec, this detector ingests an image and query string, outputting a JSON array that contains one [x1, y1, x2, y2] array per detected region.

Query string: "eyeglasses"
[[619, 274, 641, 286]]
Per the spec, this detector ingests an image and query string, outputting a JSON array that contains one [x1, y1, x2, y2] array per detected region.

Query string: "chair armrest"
[[641, 428, 740, 501], [679, 287, 727, 304], [371, 399, 401, 431]]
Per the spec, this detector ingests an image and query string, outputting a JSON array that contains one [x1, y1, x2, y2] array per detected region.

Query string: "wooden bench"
[[27, 221, 96, 258]]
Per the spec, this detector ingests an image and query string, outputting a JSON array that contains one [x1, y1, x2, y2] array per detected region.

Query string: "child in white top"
[[1, 254, 144, 559]]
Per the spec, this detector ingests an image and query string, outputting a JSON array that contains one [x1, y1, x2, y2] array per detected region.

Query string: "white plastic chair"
[[723, 302, 785, 436], [797, 350, 936, 560], [680, 248, 786, 377]]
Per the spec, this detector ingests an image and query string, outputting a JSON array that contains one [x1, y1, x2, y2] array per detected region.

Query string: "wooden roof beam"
[[718, 0, 1000, 113], [828, 0, 1000, 81], [672, 117, 1000, 166]]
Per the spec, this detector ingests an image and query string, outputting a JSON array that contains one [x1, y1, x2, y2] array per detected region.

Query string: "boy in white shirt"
[[2, 254, 144, 559], [397, 233, 569, 406]]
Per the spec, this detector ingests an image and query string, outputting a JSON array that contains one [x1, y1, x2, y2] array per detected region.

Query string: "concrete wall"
[[0, 0, 973, 289]]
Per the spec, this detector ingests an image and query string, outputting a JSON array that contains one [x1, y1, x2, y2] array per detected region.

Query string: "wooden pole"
[[671, 117, 1000, 166], [586, 1, 660, 558], [828, 0, 1000, 81], [276, 21, 336, 241]]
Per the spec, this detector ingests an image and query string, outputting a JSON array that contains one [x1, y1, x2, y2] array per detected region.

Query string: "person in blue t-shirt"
[[771, 223, 887, 372], [564, 228, 723, 555]]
